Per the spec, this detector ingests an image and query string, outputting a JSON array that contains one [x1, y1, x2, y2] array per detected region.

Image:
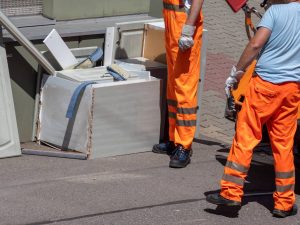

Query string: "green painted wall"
[[43, 0, 151, 20], [149, 0, 163, 18]]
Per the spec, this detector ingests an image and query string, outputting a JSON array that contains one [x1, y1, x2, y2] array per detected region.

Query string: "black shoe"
[[152, 141, 175, 155], [206, 193, 241, 206], [169, 145, 192, 168], [273, 204, 298, 218]]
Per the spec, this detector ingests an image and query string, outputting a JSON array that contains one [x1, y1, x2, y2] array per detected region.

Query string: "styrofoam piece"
[[56, 66, 143, 82], [56, 67, 112, 82], [38, 75, 161, 159], [43, 29, 78, 70], [0, 46, 21, 158]]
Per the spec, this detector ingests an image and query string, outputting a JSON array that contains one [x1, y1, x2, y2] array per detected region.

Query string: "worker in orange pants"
[[152, 0, 204, 168], [206, 1, 300, 218]]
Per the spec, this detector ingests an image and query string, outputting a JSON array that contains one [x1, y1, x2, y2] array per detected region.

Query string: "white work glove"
[[225, 66, 244, 97], [178, 24, 196, 52]]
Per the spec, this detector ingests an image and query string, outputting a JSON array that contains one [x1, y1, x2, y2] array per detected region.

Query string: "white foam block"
[[43, 29, 78, 69]]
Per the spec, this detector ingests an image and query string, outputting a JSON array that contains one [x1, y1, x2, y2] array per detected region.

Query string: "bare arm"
[[185, 0, 204, 26], [236, 27, 271, 71]]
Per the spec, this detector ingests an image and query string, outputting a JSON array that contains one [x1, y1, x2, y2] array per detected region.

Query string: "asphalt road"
[[1, 135, 299, 225]]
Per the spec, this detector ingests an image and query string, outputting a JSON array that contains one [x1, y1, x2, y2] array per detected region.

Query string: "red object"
[[226, 0, 247, 12]]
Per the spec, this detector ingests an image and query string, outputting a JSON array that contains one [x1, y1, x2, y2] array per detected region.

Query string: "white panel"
[[104, 27, 117, 66], [118, 30, 144, 59], [0, 46, 21, 158], [39, 76, 92, 153], [91, 79, 161, 158], [0, 92, 10, 145], [43, 29, 78, 69]]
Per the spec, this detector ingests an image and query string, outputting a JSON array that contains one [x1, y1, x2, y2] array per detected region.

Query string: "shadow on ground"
[[204, 144, 300, 218], [194, 137, 229, 148]]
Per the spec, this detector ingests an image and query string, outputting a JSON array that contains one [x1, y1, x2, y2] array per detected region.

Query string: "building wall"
[[42, 0, 151, 20], [0, 0, 42, 16]]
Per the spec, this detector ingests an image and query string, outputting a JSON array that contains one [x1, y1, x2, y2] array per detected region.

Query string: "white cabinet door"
[[0, 46, 21, 158]]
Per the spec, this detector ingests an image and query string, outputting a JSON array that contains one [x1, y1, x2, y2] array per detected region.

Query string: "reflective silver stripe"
[[226, 161, 248, 174], [222, 174, 245, 186], [167, 99, 177, 107], [176, 119, 197, 127], [168, 112, 176, 119], [163, 2, 185, 12], [276, 184, 295, 192], [276, 171, 295, 179], [177, 107, 198, 115]]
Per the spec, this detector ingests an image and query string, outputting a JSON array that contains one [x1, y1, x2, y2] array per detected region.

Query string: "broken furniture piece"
[[37, 71, 161, 159]]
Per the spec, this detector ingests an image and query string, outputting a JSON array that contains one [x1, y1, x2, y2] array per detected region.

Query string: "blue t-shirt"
[[255, 3, 300, 84]]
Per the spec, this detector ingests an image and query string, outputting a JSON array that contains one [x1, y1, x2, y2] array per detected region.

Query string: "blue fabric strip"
[[107, 70, 126, 81], [66, 81, 96, 119], [89, 48, 103, 63]]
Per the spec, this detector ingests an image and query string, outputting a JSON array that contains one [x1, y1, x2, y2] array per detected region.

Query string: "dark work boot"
[[273, 204, 298, 218], [152, 141, 175, 155], [169, 145, 192, 168], [206, 193, 241, 206]]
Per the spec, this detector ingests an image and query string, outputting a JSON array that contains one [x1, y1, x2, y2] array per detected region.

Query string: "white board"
[[0, 46, 21, 158], [43, 29, 78, 69]]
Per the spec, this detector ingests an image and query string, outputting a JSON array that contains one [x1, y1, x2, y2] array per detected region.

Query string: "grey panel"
[[56, 67, 112, 82]]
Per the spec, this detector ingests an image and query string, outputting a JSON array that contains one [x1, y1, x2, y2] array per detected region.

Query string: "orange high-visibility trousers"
[[163, 0, 203, 149], [221, 75, 300, 211]]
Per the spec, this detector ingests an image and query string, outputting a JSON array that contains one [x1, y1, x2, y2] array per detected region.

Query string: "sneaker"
[[206, 193, 241, 206], [169, 145, 192, 168], [152, 141, 175, 155], [273, 204, 298, 218]]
